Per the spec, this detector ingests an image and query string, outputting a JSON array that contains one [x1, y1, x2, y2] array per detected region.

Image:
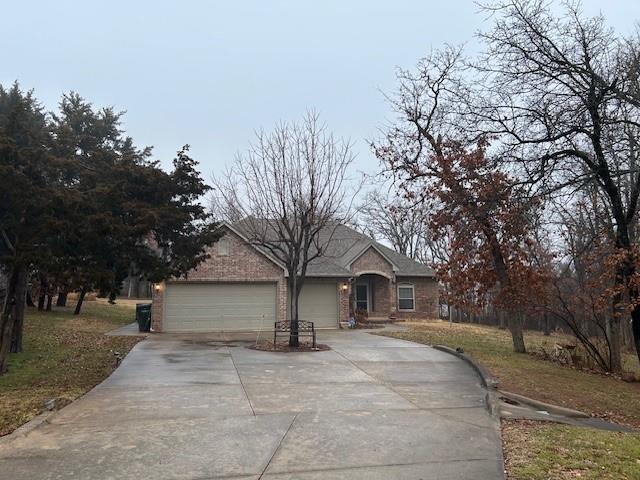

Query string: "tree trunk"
[[543, 311, 550, 336], [74, 287, 87, 315], [26, 290, 35, 307], [56, 291, 67, 307], [632, 305, 640, 367], [508, 310, 526, 353], [45, 295, 53, 312], [484, 228, 526, 352], [498, 309, 506, 330], [611, 232, 639, 368], [607, 307, 624, 373], [288, 276, 300, 347], [506, 310, 525, 352], [0, 267, 21, 374], [37, 290, 45, 311], [622, 319, 632, 350], [127, 275, 134, 298], [625, 292, 640, 368], [9, 269, 27, 354], [0, 310, 15, 375]]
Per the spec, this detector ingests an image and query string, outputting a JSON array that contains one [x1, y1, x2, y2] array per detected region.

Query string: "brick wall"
[[390, 279, 398, 315], [394, 276, 439, 320], [151, 285, 164, 331], [149, 228, 439, 331], [338, 281, 350, 322], [151, 229, 287, 332], [187, 230, 283, 282], [350, 247, 394, 278], [347, 247, 439, 320], [350, 247, 396, 318]]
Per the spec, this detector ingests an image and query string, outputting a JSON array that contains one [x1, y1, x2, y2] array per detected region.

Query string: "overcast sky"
[[2, 1, 638, 178]]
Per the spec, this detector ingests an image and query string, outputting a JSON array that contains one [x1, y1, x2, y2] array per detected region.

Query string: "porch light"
[[154, 283, 161, 292], [341, 283, 349, 291]]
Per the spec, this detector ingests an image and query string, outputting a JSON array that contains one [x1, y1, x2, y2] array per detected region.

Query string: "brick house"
[[151, 223, 438, 332]]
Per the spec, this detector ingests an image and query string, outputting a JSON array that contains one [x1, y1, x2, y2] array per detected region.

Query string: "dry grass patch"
[[0, 301, 142, 436], [502, 420, 640, 480]]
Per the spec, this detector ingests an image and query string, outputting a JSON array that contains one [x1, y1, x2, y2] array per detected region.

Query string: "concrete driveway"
[[0, 329, 504, 479]]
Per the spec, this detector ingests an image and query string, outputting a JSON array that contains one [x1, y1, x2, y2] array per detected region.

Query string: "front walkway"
[[0, 329, 504, 479]]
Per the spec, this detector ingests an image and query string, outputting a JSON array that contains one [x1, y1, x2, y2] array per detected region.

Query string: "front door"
[[355, 283, 369, 312]]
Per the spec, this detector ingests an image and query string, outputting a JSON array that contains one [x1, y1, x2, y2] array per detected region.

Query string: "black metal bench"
[[274, 320, 316, 348]]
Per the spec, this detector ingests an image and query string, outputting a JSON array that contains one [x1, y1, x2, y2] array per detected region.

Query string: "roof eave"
[[395, 272, 437, 278], [303, 272, 352, 278]]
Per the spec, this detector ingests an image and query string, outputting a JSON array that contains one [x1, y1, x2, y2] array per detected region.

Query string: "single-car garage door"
[[299, 282, 338, 328], [164, 282, 277, 332]]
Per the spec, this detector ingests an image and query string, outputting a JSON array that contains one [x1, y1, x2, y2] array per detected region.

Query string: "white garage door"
[[298, 282, 338, 328], [164, 282, 277, 332]]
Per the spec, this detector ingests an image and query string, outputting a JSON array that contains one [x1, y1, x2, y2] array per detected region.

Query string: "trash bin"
[[136, 303, 152, 332]]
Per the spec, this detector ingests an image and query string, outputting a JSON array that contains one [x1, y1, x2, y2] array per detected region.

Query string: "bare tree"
[[469, 0, 640, 370], [543, 192, 617, 370], [358, 188, 443, 264], [212, 112, 358, 346], [373, 42, 542, 353]]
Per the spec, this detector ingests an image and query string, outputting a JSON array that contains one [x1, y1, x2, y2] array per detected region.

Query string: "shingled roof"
[[230, 220, 435, 278]]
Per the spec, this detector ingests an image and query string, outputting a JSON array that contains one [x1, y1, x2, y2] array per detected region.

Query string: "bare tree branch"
[[211, 111, 360, 346]]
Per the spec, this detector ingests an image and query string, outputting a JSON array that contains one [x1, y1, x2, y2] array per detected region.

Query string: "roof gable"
[[218, 222, 287, 272], [347, 243, 398, 272], [228, 220, 435, 278]]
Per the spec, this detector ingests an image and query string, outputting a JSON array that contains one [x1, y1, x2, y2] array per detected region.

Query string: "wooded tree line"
[[0, 84, 219, 373], [364, 0, 640, 372], [2, 0, 637, 374]]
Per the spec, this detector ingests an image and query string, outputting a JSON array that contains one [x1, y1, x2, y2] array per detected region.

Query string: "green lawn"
[[0, 301, 142, 436], [379, 321, 640, 479]]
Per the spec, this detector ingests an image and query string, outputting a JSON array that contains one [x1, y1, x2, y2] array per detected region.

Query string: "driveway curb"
[[430, 345, 596, 423], [0, 411, 53, 445], [1, 337, 148, 445], [432, 344, 500, 417], [498, 390, 590, 418]]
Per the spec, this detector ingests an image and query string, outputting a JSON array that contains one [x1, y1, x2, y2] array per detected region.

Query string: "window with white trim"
[[217, 238, 230, 256], [398, 284, 415, 311]]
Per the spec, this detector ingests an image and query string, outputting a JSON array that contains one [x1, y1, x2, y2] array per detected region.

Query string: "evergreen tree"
[[0, 84, 66, 370], [0, 85, 219, 373]]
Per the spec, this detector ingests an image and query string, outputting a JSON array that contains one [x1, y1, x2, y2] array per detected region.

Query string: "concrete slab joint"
[[0, 330, 505, 480]]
